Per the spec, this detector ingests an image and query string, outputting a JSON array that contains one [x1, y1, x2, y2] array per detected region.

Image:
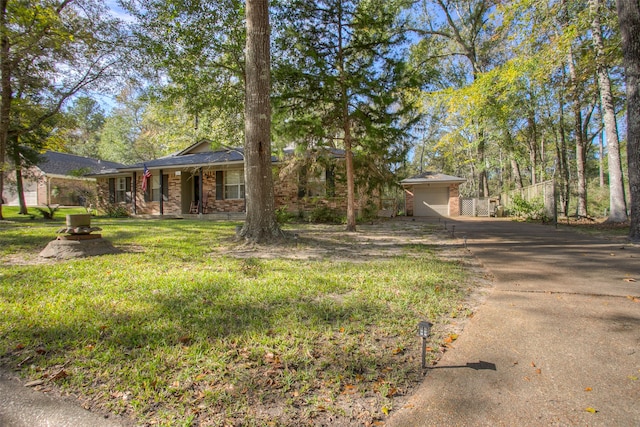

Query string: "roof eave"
[[116, 160, 247, 173], [401, 179, 466, 185]]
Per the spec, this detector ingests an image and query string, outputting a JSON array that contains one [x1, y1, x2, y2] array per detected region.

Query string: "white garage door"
[[414, 186, 449, 217]]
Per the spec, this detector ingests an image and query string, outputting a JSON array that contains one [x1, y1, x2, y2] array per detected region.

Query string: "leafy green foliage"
[[272, 0, 421, 198], [123, 0, 246, 143], [308, 204, 346, 224], [34, 204, 59, 220], [509, 194, 546, 221], [275, 206, 296, 224], [100, 204, 130, 218]]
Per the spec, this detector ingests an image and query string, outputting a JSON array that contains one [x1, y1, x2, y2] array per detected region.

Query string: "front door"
[[193, 175, 200, 203]]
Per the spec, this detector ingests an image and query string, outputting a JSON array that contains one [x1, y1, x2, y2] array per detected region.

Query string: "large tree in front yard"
[[239, 0, 281, 242], [616, 0, 640, 242]]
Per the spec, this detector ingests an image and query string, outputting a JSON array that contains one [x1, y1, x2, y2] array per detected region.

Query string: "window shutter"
[[162, 174, 169, 201], [215, 171, 224, 200], [108, 178, 116, 203], [125, 177, 132, 203]]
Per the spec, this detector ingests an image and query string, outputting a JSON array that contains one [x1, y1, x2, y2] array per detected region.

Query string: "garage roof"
[[400, 171, 466, 185]]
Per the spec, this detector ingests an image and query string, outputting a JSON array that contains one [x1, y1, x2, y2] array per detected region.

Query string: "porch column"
[[132, 171, 137, 215], [159, 169, 164, 215], [198, 167, 204, 214]]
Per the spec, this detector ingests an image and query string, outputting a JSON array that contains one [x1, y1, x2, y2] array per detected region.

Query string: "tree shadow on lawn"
[[0, 230, 59, 255], [2, 282, 421, 424]]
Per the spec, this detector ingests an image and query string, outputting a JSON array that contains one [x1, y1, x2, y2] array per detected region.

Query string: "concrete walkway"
[[388, 218, 640, 427], [0, 369, 128, 427]]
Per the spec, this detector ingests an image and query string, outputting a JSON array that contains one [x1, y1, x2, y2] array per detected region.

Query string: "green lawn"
[[0, 212, 470, 426]]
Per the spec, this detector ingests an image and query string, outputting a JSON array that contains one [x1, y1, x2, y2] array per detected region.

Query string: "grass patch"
[[0, 218, 470, 425]]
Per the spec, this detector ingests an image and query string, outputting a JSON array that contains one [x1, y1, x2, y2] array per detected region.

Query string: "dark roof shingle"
[[39, 151, 125, 176]]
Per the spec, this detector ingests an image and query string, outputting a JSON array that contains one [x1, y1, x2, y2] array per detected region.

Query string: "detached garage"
[[401, 172, 466, 217]]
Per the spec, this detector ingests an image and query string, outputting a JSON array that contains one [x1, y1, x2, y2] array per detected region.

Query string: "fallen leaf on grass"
[[392, 347, 404, 355], [50, 369, 68, 381], [341, 384, 357, 395], [444, 334, 458, 344], [24, 379, 45, 387], [264, 352, 281, 365]]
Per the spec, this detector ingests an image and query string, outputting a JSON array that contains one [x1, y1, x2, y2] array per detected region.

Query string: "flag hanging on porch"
[[141, 165, 152, 192]]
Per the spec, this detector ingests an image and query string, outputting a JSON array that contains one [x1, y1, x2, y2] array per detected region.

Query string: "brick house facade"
[[94, 142, 353, 217]]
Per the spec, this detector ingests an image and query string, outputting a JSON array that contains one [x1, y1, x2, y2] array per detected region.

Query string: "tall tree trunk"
[[511, 158, 523, 189], [540, 135, 546, 182], [240, 0, 281, 243], [12, 146, 27, 214], [0, 0, 11, 220], [338, 0, 356, 232], [527, 114, 538, 185], [557, 89, 571, 216], [591, 0, 628, 222], [477, 132, 489, 197], [599, 128, 604, 188], [616, 0, 640, 241], [567, 47, 588, 217]]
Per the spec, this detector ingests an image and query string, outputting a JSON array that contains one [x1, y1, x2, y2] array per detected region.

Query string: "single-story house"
[[91, 140, 355, 217], [401, 172, 466, 217], [2, 151, 125, 207]]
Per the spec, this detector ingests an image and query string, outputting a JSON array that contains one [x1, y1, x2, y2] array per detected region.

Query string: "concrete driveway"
[[388, 218, 640, 427]]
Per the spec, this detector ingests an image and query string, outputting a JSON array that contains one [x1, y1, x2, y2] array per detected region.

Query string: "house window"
[[307, 168, 326, 197], [299, 166, 334, 198], [109, 177, 131, 203], [224, 170, 245, 200], [115, 177, 131, 203], [146, 174, 169, 202]]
